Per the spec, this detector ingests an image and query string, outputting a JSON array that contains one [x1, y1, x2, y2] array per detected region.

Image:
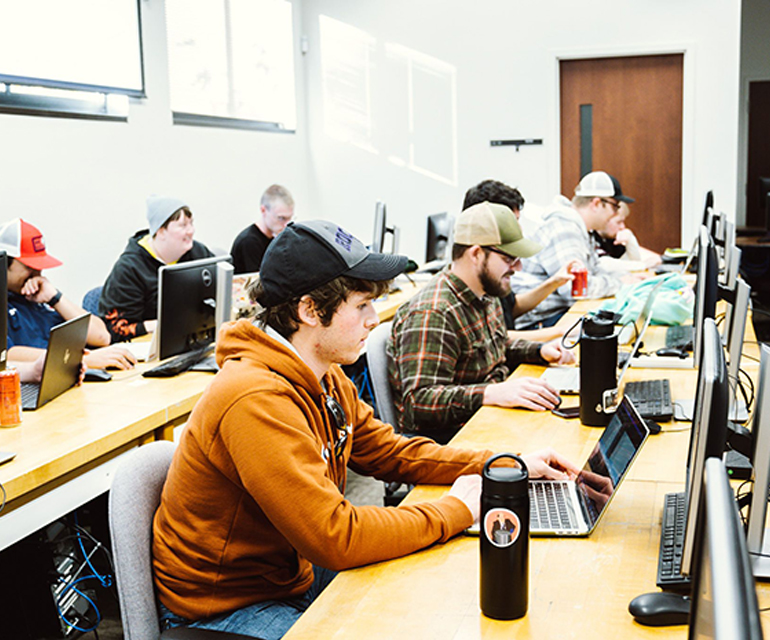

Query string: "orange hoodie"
[[152, 319, 494, 621]]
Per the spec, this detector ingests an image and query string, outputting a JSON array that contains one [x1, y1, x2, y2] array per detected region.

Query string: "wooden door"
[[560, 55, 683, 253], [747, 81, 770, 228]]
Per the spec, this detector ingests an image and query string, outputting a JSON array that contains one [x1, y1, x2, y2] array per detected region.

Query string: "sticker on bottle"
[[484, 508, 521, 548]]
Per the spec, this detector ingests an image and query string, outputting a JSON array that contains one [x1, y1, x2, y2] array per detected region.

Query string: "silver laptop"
[[540, 279, 665, 395], [529, 396, 650, 536], [21, 313, 89, 411]]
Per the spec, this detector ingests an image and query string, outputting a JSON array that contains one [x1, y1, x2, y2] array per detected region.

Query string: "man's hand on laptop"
[[483, 377, 560, 411], [83, 346, 137, 370], [448, 474, 482, 523], [522, 448, 580, 480], [539, 339, 575, 365]]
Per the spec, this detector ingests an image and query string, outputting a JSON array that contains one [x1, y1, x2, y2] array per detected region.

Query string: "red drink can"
[[571, 266, 588, 298], [0, 368, 21, 427]]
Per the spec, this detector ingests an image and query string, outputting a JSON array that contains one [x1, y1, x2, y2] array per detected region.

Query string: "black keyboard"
[[143, 346, 213, 378], [656, 491, 690, 590], [665, 325, 694, 351], [623, 379, 674, 421]]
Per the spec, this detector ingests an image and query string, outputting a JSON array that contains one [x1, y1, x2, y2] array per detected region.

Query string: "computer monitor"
[[692, 226, 719, 367], [744, 344, 770, 578], [680, 318, 730, 578], [371, 201, 400, 254], [156, 256, 233, 361], [425, 212, 452, 264], [688, 458, 763, 640], [702, 191, 714, 226]]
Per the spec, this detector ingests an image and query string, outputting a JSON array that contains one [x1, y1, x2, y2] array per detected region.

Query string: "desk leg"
[[153, 414, 189, 443]]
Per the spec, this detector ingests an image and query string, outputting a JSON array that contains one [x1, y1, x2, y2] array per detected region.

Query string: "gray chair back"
[[109, 441, 175, 640], [366, 321, 397, 428]]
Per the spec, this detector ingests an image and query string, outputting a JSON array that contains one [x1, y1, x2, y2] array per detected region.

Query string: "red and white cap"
[[0, 218, 63, 270]]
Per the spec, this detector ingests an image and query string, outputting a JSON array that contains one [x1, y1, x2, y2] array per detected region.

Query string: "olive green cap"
[[454, 201, 542, 258]]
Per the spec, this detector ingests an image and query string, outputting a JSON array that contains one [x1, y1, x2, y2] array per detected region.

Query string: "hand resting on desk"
[[483, 376, 561, 411]]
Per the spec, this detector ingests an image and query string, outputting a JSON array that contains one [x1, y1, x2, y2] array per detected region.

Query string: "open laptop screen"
[[576, 398, 648, 527]]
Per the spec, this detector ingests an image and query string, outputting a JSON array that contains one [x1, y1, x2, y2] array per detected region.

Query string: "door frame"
[[548, 42, 697, 245], [737, 74, 770, 227]]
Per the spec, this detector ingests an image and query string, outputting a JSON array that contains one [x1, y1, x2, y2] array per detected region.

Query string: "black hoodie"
[[98, 229, 213, 341]]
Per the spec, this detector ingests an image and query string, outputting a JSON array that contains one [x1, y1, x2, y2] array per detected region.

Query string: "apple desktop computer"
[[687, 458, 764, 640], [371, 201, 400, 255], [146, 256, 234, 375]]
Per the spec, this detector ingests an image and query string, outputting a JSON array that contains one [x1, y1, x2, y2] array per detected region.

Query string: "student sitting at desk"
[[463, 179, 579, 339], [230, 184, 294, 274], [592, 201, 662, 271], [152, 219, 579, 640], [387, 202, 573, 444], [0, 218, 136, 370], [99, 196, 213, 342], [512, 171, 645, 330]]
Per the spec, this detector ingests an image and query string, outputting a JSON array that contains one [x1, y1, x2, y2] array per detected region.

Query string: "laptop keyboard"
[[665, 325, 694, 351], [530, 482, 578, 532], [656, 491, 690, 589], [624, 379, 674, 421], [20, 383, 39, 410]]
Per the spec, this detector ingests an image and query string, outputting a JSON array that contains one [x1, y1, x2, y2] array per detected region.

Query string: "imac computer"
[[371, 201, 400, 255], [693, 226, 719, 366], [155, 256, 234, 362], [422, 212, 453, 272], [688, 458, 763, 640]]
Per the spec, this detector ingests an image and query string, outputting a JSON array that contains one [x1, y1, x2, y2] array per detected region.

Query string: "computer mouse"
[[644, 419, 662, 435], [628, 592, 690, 627], [656, 347, 688, 358], [84, 368, 113, 382]]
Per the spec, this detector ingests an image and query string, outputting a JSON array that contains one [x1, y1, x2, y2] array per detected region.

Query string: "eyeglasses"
[[484, 247, 520, 268], [324, 394, 349, 458], [599, 198, 621, 212]]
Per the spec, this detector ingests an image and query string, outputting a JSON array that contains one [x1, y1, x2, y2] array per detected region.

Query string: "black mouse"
[[644, 419, 662, 435], [656, 347, 688, 358], [84, 368, 113, 382], [628, 592, 690, 626]]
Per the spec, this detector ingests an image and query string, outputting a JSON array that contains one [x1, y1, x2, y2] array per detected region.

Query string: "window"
[[166, 0, 297, 132], [0, 0, 143, 120]]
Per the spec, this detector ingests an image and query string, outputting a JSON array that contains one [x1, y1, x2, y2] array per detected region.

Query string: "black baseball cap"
[[257, 220, 408, 307]]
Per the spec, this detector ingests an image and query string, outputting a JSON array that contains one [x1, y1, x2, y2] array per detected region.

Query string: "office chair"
[[365, 321, 397, 427], [365, 321, 410, 506], [82, 286, 103, 316], [108, 441, 255, 640]]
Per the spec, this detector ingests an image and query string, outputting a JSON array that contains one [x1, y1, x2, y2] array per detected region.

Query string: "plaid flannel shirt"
[[387, 270, 545, 441], [512, 196, 622, 328]]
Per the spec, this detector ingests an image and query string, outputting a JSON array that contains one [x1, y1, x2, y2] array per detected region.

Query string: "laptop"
[[540, 279, 665, 396], [21, 313, 89, 411], [529, 396, 650, 536]]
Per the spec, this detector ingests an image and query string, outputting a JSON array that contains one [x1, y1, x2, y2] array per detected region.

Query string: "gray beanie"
[[147, 196, 188, 236]]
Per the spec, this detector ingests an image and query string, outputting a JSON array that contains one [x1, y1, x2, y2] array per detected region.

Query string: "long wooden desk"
[[284, 323, 770, 638]]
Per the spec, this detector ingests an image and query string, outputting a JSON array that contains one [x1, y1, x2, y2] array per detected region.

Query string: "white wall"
[[738, 0, 770, 224], [0, 0, 311, 302], [301, 0, 743, 262]]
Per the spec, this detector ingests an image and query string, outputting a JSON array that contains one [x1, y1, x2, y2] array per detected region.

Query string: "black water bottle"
[[579, 315, 618, 427], [480, 453, 529, 620]]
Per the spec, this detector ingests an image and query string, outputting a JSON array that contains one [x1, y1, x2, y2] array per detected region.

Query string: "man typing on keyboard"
[[152, 219, 579, 640]]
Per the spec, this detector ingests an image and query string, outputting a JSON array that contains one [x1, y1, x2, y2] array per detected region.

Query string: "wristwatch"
[[46, 290, 63, 307]]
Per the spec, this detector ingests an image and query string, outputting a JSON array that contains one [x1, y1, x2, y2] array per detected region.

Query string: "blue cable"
[[74, 512, 112, 588], [56, 575, 102, 633]]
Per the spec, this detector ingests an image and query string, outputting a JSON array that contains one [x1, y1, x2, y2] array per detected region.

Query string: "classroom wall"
[[0, 0, 311, 302], [300, 0, 743, 263]]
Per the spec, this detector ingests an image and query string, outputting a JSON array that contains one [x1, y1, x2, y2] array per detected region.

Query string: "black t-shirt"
[[591, 230, 626, 259], [230, 224, 272, 274]]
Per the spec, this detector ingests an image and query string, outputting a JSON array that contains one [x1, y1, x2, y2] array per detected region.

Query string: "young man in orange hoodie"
[[152, 220, 578, 639]]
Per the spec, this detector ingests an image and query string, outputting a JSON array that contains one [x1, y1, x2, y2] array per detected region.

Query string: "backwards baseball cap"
[[257, 220, 408, 307], [454, 202, 541, 259], [574, 171, 635, 203], [147, 195, 189, 236], [0, 218, 62, 270]]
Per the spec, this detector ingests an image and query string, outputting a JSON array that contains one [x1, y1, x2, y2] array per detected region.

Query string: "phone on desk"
[[552, 406, 580, 419]]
